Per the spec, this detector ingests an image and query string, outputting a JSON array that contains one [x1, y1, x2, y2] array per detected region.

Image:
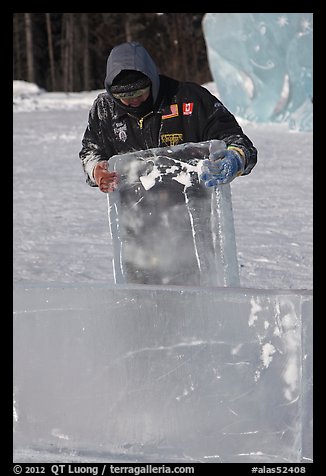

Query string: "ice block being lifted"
[[107, 140, 240, 286]]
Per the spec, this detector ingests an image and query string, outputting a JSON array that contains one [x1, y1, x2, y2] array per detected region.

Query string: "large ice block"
[[107, 140, 240, 287], [202, 13, 313, 131], [13, 284, 312, 463]]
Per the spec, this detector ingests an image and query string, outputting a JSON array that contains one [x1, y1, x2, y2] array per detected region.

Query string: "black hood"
[[104, 42, 160, 105]]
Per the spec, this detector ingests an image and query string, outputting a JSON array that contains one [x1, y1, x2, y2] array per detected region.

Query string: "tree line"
[[13, 13, 213, 92]]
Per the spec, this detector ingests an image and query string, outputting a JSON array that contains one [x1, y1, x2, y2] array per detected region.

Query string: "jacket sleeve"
[[79, 96, 114, 187], [196, 86, 257, 175]]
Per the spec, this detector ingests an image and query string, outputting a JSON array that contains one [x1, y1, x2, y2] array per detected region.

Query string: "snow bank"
[[13, 80, 103, 112]]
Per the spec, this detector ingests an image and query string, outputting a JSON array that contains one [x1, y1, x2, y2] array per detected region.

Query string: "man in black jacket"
[[79, 41, 257, 193]]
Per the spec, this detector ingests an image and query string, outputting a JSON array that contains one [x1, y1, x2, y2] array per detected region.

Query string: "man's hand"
[[93, 161, 119, 193], [200, 148, 245, 186]]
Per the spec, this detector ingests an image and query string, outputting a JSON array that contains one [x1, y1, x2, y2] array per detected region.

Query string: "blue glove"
[[200, 148, 245, 186]]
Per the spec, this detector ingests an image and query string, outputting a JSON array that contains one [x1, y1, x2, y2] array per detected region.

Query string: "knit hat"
[[110, 70, 152, 99]]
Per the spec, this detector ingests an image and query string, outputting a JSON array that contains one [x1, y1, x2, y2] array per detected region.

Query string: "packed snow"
[[13, 80, 312, 290]]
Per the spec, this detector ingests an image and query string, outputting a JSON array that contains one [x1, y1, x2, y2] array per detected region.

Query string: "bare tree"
[[62, 13, 74, 91], [81, 13, 90, 90], [124, 14, 133, 42], [24, 13, 34, 83], [45, 13, 56, 90], [13, 14, 22, 79]]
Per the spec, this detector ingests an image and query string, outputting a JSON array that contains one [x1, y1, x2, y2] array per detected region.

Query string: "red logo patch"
[[183, 103, 194, 116]]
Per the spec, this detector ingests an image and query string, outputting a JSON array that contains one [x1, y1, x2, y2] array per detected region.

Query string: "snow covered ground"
[[13, 81, 313, 290]]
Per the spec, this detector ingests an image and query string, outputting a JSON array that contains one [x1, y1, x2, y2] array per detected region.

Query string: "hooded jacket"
[[104, 42, 160, 105], [80, 42, 257, 186]]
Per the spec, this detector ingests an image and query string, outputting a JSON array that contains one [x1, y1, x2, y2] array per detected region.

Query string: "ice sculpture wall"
[[13, 284, 312, 463], [202, 13, 313, 131]]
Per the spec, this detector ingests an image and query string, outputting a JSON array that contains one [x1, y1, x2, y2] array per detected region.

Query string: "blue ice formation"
[[202, 13, 313, 131]]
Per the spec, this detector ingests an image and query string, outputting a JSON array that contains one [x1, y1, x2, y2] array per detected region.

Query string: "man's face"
[[119, 89, 151, 108]]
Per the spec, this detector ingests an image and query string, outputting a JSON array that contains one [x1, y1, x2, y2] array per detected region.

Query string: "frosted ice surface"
[[107, 140, 240, 287], [202, 13, 313, 131], [13, 284, 312, 463]]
